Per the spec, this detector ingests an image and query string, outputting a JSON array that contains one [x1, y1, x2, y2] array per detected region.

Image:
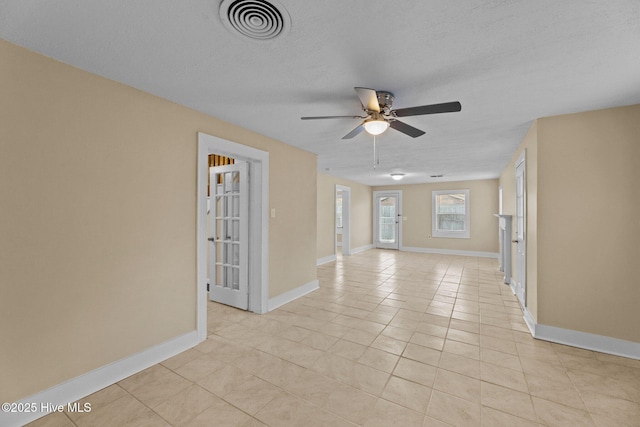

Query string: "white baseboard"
[[351, 244, 374, 255], [401, 246, 499, 259], [268, 279, 319, 311], [2, 331, 199, 427], [316, 254, 337, 266], [522, 308, 639, 360]]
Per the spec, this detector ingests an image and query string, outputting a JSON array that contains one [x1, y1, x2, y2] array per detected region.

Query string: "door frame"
[[197, 132, 269, 341], [336, 185, 351, 256], [373, 190, 402, 250], [514, 150, 527, 307]]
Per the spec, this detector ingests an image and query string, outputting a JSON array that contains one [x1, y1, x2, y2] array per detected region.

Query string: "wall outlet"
[[428, 234, 432, 239]]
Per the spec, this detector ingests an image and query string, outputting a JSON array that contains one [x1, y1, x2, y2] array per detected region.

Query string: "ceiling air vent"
[[219, 0, 291, 41]]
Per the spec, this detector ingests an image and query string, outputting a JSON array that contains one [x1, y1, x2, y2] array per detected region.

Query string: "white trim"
[[198, 133, 270, 340], [317, 254, 337, 266], [268, 280, 319, 311], [522, 309, 639, 360], [401, 246, 499, 259], [432, 189, 470, 239], [351, 244, 375, 255], [336, 185, 351, 256], [2, 331, 198, 427]]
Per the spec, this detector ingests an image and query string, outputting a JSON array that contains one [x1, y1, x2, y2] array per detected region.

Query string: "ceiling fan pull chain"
[[372, 135, 377, 169]]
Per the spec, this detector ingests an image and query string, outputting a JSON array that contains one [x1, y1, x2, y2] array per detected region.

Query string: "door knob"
[[208, 237, 215, 242], [512, 239, 519, 243]]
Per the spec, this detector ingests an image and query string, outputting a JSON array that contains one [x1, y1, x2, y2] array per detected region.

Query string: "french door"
[[209, 162, 249, 310], [374, 191, 401, 250]]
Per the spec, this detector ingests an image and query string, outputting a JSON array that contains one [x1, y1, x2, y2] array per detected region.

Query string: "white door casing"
[[197, 132, 269, 342], [209, 162, 249, 310], [514, 150, 527, 307], [374, 191, 402, 250], [336, 185, 351, 255]]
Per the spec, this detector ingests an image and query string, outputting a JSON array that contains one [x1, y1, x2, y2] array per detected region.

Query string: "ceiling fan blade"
[[354, 87, 380, 112], [301, 115, 364, 120], [389, 120, 425, 138], [342, 124, 365, 139], [394, 101, 462, 117]]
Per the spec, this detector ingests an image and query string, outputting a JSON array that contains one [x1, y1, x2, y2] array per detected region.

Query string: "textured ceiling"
[[2, 1, 639, 185]]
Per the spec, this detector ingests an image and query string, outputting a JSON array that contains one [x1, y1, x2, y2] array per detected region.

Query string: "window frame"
[[432, 189, 470, 239]]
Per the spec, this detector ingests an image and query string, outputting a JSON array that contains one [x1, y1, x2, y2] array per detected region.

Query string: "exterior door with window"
[[374, 191, 401, 249], [514, 152, 527, 307], [209, 162, 249, 310]]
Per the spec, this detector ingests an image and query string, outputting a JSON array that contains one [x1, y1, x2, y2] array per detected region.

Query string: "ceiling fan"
[[301, 87, 462, 139]]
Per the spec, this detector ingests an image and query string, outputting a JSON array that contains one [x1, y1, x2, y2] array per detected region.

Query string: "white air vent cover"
[[219, 0, 291, 41]]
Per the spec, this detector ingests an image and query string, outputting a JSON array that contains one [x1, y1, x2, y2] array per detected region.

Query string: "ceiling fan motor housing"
[[375, 91, 394, 113]]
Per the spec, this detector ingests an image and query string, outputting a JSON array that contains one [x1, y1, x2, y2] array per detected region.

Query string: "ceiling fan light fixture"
[[363, 119, 389, 135], [391, 173, 405, 180]]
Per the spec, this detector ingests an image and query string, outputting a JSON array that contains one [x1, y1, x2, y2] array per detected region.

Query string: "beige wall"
[[499, 122, 539, 321], [537, 105, 640, 342], [375, 180, 499, 254], [317, 173, 372, 260], [499, 104, 640, 343], [0, 39, 317, 402]]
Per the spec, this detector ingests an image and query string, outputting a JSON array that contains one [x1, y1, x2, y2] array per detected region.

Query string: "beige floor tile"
[[363, 398, 425, 427], [75, 394, 170, 427], [253, 392, 322, 427], [381, 376, 432, 413], [403, 342, 442, 366], [525, 372, 587, 411], [358, 346, 400, 373], [447, 329, 481, 346], [284, 369, 348, 406], [439, 351, 481, 379], [531, 396, 595, 427], [322, 385, 377, 424], [444, 339, 480, 360], [25, 411, 74, 427], [329, 338, 368, 360], [433, 368, 481, 403], [480, 347, 522, 372], [350, 362, 391, 395], [426, 389, 481, 426], [122, 368, 192, 409], [371, 334, 408, 355], [480, 405, 539, 426], [481, 382, 537, 422], [480, 361, 528, 392], [65, 384, 128, 423], [197, 365, 253, 397], [580, 390, 640, 427], [185, 397, 252, 427], [152, 384, 218, 425], [174, 353, 226, 382], [254, 355, 306, 387], [393, 357, 438, 387], [411, 332, 446, 351], [223, 376, 286, 415]]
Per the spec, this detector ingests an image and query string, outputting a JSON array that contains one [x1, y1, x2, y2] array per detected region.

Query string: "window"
[[432, 189, 470, 238]]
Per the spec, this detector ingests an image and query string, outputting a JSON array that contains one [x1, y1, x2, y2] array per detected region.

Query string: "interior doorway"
[[335, 185, 351, 256], [197, 133, 269, 341], [513, 150, 527, 307]]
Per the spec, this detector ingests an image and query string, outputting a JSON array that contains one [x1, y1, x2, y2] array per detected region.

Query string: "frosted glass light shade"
[[363, 119, 389, 135]]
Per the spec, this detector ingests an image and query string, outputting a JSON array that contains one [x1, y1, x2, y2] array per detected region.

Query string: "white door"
[[336, 185, 351, 255], [374, 191, 401, 250], [209, 162, 249, 310], [514, 152, 527, 307]]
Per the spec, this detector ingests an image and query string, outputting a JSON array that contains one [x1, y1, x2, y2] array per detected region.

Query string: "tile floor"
[[29, 250, 640, 426]]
